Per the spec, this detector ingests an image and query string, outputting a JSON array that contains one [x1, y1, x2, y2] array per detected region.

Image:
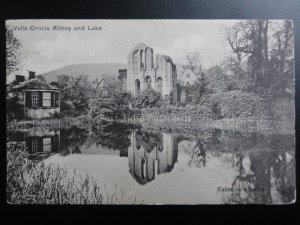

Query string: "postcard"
[[6, 19, 295, 204]]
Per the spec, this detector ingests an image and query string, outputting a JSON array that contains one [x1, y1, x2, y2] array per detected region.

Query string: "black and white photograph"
[[6, 19, 295, 204]]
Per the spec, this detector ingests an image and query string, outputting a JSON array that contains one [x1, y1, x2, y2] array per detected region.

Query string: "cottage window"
[[43, 138, 52, 152], [32, 92, 39, 107], [43, 92, 51, 107], [54, 92, 59, 108], [32, 138, 38, 153]]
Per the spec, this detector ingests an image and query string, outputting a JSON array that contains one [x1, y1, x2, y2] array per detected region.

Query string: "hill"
[[40, 62, 188, 84], [41, 63, 127, 82]]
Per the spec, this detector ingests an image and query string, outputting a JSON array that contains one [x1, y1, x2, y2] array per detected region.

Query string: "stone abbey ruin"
[[118, 43, 178, 102]]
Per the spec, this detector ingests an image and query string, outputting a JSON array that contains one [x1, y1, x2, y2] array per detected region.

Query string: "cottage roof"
[[12, 78, 59, 91]]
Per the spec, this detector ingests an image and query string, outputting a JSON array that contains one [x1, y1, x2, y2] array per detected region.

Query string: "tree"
[[183, 53, 203, 75], [6, 84, 24, 120], [52, 75, 94, 117], [224, 20, 294, 97], [6, 28, 22, 76], [224, 20, 269, 90], [183, 53, 209, 104], [224, 22, 251, 65], [36, 75, 46, 82], [133, 87, 162, 108], [89, 80, 132, 120], [269, 20, 294, 96], [185, 74, 209, 104]]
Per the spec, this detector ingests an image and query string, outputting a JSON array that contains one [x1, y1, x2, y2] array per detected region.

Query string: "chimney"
[[29, 71, 36, 80], [15, 75, 25, 84]]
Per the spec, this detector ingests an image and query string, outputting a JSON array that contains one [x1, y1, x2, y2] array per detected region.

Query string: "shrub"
[[89, 80, 132, 120], [133, 88, 162, 109]]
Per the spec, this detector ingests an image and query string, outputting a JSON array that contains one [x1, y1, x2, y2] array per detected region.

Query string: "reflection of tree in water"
[[183, 129, 295, 204], [228, 149, 295, 204], [91, 123, 133, 156], [135, 129, 163, 153], [60, 126, 89, 156], [269, 150, 295, 203], [188, 139, 207, 167], [184, 129, 223, 168]]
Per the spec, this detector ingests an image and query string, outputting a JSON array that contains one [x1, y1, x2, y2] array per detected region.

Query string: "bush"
[[202, 91, 294, 120], [203, 91, 266, 119], [89, 81, 132, 120], [6, 88, 25, 121], [51, 75, 94, 117], [133, 88, 162, 109]]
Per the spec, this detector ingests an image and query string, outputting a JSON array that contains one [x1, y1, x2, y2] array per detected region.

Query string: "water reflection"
[[91, 123, 132, 157], [128, 129, 178, 184], [60, 126, 89, 156], [8, 127, 60, 160], [7, 124, 295, 204], [224, 150, 295, 204]]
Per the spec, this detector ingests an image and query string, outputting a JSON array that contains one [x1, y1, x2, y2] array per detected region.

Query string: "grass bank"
[[7, 144, 142, 204]]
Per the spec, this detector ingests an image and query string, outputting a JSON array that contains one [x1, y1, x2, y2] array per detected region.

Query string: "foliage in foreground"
[[7, 145, 142, 204]]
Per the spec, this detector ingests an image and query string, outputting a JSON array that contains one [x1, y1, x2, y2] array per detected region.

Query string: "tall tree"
[[224, 20, 294, 96], [270, 20, 294, 96], [6, 28, 22, 76], [183, 53, 209, 104]]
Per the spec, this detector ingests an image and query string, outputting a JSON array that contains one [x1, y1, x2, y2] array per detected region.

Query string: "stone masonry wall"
[[126, 43, 177, 99]]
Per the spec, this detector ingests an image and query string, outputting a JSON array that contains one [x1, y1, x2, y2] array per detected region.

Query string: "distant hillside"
[[41, 63, 127, 82], [40, 62, 188, 84]]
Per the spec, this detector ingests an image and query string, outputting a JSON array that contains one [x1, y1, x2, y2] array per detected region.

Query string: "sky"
[[6, 19, 239, 81]]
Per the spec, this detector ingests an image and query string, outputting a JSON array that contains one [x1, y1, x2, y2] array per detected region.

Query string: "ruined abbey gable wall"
[[126, 43, 177, 100]]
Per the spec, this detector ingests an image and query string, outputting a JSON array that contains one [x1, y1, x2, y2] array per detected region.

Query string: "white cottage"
[[12, 72, 60, 119]]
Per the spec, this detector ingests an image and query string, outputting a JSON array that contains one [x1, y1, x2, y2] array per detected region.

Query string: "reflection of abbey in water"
[[128, 129, 178, 184]]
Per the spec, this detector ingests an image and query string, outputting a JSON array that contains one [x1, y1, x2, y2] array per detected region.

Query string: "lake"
[[7, 122, 295, 204]]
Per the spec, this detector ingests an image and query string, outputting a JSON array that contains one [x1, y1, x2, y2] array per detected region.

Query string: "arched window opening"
[[156, 77, 162, 94], [140, 50, 144, 69], [135, 79, 141, 96], [142, 160, 146, 179], [145, 48, 153, 69], [145, 76, 151, 89], [133, 50, 139, 74]]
